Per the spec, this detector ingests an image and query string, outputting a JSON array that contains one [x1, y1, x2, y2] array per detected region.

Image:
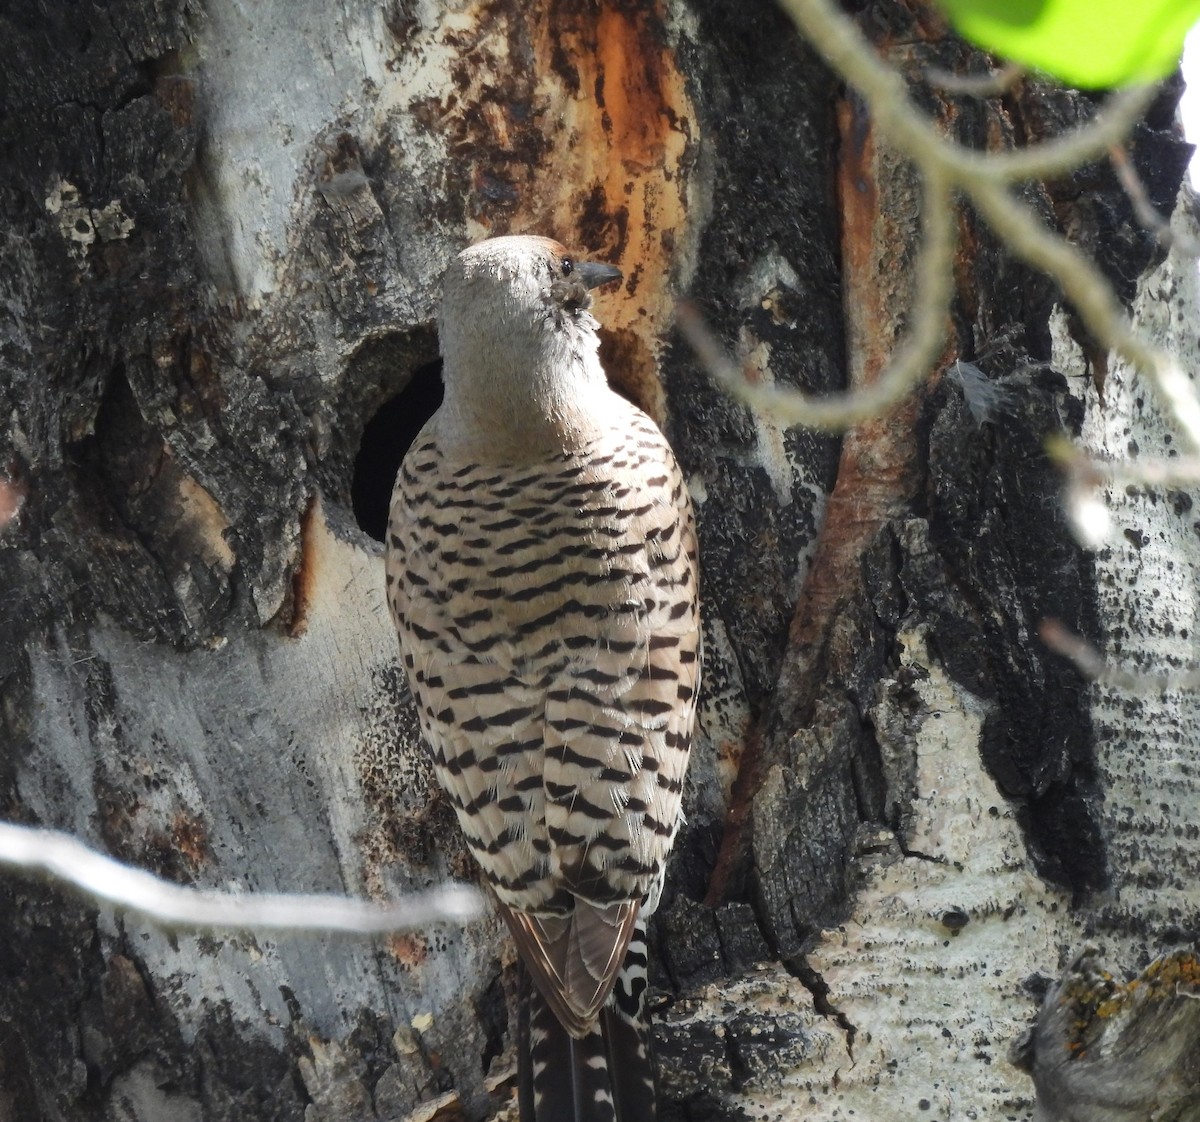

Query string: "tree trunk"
[[1, 1, 1195, 1120]]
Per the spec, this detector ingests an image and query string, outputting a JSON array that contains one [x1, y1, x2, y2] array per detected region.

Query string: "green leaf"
[[937, 0, 1200, 87]]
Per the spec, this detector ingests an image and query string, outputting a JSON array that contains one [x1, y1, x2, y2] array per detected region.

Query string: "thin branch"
[[769, 0, 1200, 467], [974, 85, 1157, 184], [965, 178, 1144, 355], [679, 170, 956, 431], [1047, 437, 1200, 489], [0, 821, 483, 934], [1040, 619, 1200, 693], [686, 0, 1195, 458], [681, 0, 1200, 502], [1109, 145, 1200, 256], [926, 61, 1025, 98], [968, 178, 1200, 454], [774, 0, 1157, 184]]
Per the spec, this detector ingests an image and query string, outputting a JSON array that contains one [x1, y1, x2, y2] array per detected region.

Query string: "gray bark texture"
[[0, 1, 1197, 1120]]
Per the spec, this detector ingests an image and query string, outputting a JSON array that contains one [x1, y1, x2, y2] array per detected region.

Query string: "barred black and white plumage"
[[516, 923, 657, 1122], [385, 235, 700, 1121]]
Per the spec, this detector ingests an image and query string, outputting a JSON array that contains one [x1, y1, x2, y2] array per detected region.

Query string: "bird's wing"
[[499, 897, 640, 1038], [387, 413, 700, 1031], [540, 416, 701, 910]]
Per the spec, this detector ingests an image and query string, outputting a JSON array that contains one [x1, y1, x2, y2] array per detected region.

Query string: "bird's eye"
[[561, 258, 574, 276]]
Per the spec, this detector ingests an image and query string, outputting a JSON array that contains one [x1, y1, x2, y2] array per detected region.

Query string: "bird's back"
[[386, 390, 700, 1036]]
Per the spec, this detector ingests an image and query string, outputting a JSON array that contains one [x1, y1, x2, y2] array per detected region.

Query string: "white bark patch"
[[106, 1060, 204, 1122], [19, 504, 494, 1058], [734, 250, 803, 315], [44, 179, 134, 260], [186, 0, 395, 297], [800, 629, 1073, 1120], [737, 326, 795, 506], [1069, 195, 1200, 963], [695, 610, 752, 802]]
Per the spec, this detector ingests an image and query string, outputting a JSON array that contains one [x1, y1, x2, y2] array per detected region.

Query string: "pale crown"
[[435, 234, 623, 456]]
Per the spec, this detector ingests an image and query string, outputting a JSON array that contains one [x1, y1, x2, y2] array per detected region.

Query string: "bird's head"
[[439, 235, 623, 371]]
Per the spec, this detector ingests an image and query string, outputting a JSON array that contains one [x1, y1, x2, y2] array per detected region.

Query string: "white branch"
[[685, 0, 1200, 476], [677, 171, 955, 430], [1040, 620, 1200, 693], [969, 178, 1200, 454], [775, 0, 1157, 183], [1109, 145, 1200, 256], [925, 61, 1025, 98], [0, 821, 483, 935]]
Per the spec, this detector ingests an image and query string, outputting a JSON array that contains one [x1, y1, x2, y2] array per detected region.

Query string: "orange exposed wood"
[[784, 98, 926, 670], [387, 933, 429, 968], [707, 96, 939, 905], [426, 0, 695, 424], [170, 810, 212, 871], [287, 495, 320, 639]]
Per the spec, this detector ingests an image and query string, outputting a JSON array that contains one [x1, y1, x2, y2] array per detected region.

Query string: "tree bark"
[[1, 1, 1195, 1120]]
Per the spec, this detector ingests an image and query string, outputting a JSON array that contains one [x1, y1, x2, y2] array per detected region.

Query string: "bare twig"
[[678, 170, 955, 431], [0, 821, 483, 934], [926, 61, 1024, 98], [1048, 435, 1200, 489], [685, 0, 1200, 473], [775, 0, 1157, 184], [1040, 619, 1200, 692], [1109, 145, 1200, 256], [966, 177, 1200, 454]]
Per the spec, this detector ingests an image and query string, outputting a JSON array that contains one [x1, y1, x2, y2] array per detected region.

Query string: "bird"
[[385, 234, 701, 1122]]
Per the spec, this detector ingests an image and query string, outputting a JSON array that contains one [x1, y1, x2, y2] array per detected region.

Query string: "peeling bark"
[[1, 1, 1197, 1120]]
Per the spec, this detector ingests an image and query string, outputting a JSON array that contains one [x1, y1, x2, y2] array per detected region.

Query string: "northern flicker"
[[385, 235, 700, 1122]]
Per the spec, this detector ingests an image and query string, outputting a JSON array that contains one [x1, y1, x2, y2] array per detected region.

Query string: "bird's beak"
[[577, 261, 623, 289]]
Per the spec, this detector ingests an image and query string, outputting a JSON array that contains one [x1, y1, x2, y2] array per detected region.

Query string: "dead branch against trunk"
[[1012, 947, 1200, 1122]]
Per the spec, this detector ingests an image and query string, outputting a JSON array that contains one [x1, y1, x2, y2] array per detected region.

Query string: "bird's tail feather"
[[518, 929, 657, 1122]]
